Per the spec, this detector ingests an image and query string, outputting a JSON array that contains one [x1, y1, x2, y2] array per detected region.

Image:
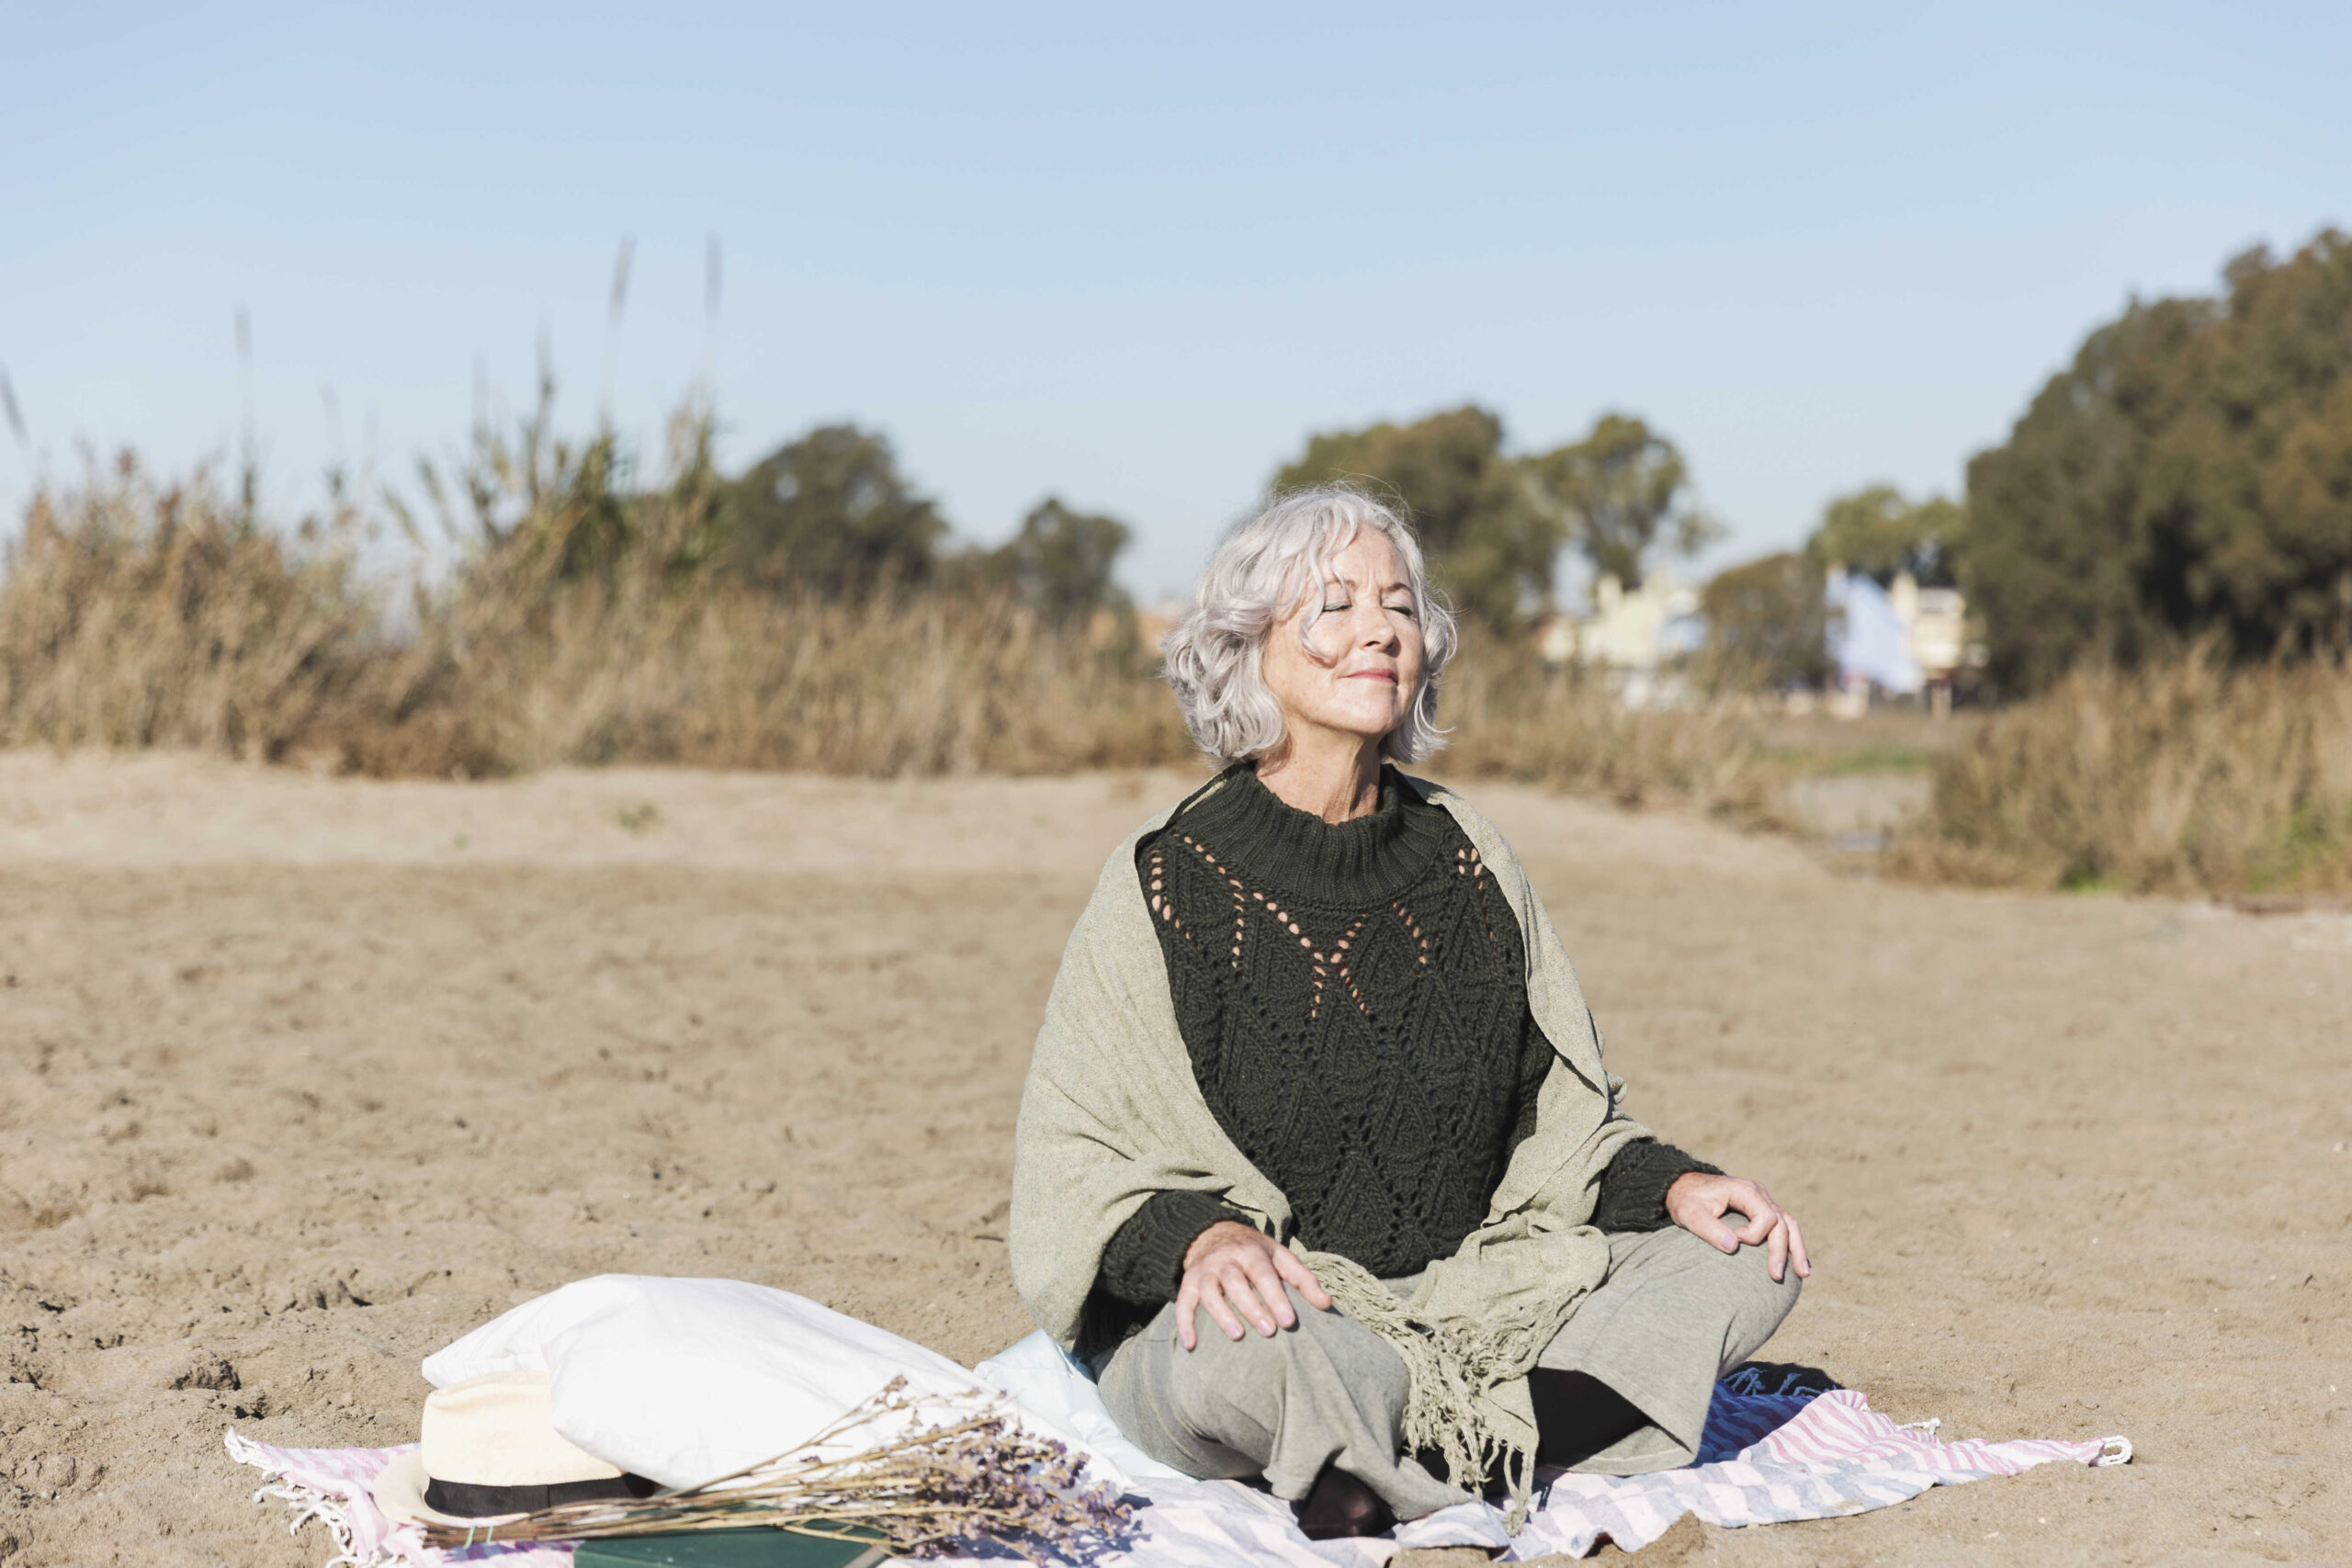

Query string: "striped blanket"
[[227, 1367, 2124, 1566]]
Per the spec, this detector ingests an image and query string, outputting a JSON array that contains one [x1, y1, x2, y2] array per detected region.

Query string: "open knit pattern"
[[1129, 767, 1547, 1279], [1100, 766, 1710, 1307]]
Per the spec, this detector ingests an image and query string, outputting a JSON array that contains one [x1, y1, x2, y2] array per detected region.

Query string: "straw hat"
[[371, 1369, 656, 1529]]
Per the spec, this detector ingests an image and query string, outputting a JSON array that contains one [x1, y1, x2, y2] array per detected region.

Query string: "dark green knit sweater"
[[1099, 765, 1715, 1307]]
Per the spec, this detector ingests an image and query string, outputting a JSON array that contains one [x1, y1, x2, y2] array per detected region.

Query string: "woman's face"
[[1260, 530, 1426, 753]]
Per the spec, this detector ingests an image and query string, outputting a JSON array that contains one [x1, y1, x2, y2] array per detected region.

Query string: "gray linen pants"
[[1094, 1226, 1801, 1520]]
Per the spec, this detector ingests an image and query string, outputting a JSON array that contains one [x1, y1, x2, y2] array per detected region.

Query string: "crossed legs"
[[1096, 1224, 1803, 1532]]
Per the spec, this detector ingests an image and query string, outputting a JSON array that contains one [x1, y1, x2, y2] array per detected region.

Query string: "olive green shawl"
[[1008, 774, 1649, 1519]]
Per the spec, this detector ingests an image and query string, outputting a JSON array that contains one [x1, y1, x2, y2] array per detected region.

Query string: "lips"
[[1343, 670, 1397, 683]]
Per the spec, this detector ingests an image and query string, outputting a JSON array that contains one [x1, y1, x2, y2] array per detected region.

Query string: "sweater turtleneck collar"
[[1174, 761, 1450, 906]]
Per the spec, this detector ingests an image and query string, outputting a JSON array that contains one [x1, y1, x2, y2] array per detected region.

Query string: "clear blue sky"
[[4, 3, 2346, 598]]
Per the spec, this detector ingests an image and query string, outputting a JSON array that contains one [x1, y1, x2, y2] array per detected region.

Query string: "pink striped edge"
[[1757, 1390, 2129, 1473]]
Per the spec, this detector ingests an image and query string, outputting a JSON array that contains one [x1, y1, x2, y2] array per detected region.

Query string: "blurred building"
[[1535, 570, 1704, 708], [1890, 573, 1970, 682], [1539, 562, 1979, 716], [1826, 569, 1919, 695], [1827, 568, 1980, 716], [1544, 570, 1702, 670]]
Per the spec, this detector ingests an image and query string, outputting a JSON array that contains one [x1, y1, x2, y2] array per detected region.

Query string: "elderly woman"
[[1009, 489, 1809, 1540]]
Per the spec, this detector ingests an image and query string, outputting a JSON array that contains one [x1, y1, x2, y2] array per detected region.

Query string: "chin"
[[1328, 706, 1404, 741]]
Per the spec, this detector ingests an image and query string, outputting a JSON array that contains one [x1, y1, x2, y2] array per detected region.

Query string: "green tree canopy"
[[1700, 551, 1831, 690], [1271, 405, 1720, 629], [1966, 229, 2352, 691], [1810, 485, 1965, 587], [1524, 412, 1721, 590], [1272, 405, 1559, 630], [718, 424, 946, 598], [985, 496, 1133, 626]]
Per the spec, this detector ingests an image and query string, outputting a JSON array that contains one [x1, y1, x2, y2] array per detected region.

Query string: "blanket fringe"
[[224, 1431, 378, 1568]]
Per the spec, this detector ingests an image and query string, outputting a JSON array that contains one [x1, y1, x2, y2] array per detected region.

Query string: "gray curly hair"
[[1161, 486, 1458, 766]]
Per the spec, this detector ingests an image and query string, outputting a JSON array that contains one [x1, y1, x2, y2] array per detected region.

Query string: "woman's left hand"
[[1664, 1172, 1812, 1283]]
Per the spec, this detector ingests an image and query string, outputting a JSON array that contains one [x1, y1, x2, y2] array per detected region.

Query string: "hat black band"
[[424, 1471, 660, 1518]]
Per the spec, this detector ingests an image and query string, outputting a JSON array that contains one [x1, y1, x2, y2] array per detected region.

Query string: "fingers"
[[1236, 1251, 1298, 1333], [1672, 1173, 1812, 1280], [1194, 1272, 1250, 1345], [1731, 1187, 1780, 1245], [1706, 1190, 1753, 1254], [1677, 1184, 1742, 1254], [1673, 1176, 1788, 1258], [1695, 1211, 1743, 1254], [1188, 1253, 1292, 1346], [1671, 1176, 1755, 1254], [1273, 1247, 1333, 1311], [1177, 1234, 1330, 1351]]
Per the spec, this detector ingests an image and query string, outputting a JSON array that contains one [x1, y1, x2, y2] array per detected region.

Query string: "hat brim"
[[368, 1448, 533, 1533]]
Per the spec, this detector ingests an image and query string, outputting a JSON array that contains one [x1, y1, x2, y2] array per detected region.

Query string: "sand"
[[0, 750, 2345, 1565]]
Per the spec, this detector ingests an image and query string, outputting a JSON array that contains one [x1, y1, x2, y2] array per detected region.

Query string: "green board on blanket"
[[571, 1527, 890, 1567]]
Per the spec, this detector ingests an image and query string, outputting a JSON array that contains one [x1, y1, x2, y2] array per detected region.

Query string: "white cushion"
[[422, 1275, 989, 1489]]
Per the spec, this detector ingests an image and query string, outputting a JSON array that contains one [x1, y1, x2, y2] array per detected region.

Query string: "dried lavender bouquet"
[[417, 1376, 1135, 1562]]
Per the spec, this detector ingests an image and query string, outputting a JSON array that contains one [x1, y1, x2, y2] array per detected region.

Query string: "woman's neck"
[[1253, 735, 1385, 824]]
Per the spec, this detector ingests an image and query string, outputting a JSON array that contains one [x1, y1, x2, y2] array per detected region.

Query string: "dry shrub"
[[1888, 651, 2352, 894], [0, 460, 384, 760], [356, 419, 1195, 776], [400, 577, 1194, 775], [0, 446, 1774, 814], [413, 581, 1773, 795], [1440, 635, 1786, 821], [0, 446, 1194, 778]]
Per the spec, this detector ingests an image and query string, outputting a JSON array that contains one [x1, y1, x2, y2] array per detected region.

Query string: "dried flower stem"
[[417, 1377, 1133, 1562]]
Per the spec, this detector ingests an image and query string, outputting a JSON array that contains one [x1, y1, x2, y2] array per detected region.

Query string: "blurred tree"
[[1810, 485, 1966, 586], [1526, 413, 1722, 590], [986, 496, 1133, 626], [1700, 551, 1831, 690], [1967, 229, 2352, 690], [718, 424, 946, 598], [1272, 405, 1559, 629]]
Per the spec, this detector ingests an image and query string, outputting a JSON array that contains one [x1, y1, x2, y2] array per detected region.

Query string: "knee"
[[1656, 1224, 1800, 1327], [1173, 1289, 1403, 1391], [1716, 1234, 1802, 1342]]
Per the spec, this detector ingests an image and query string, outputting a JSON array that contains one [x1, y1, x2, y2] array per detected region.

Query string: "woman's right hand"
[[1175, 1220, 1334, 1350]]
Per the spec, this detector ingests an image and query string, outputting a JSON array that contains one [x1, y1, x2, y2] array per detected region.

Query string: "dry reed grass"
[[1890, 651, 2352, 894], [390, 578, 1197, 777], [0, 459, 388, 760], [28, 413, 2352, 899], [0, 443, 1781, 826], [365, 413, 1200, 777], [1439, 638, 1788, 821]]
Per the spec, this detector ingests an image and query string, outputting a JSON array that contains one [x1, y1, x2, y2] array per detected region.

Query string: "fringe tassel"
[[224, 1430, 381, 1568], [1305, 1252, 1576, 1529]]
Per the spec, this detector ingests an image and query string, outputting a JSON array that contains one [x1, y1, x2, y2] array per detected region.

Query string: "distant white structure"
[[1826, 570, 1921, 694], [1541, 561, 1979, 718], [1890, 573, 1970, 682], [1826, 567, 1980, 716], [1547, 570, 1702, 671], [1532, 571, 1705, 709]]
